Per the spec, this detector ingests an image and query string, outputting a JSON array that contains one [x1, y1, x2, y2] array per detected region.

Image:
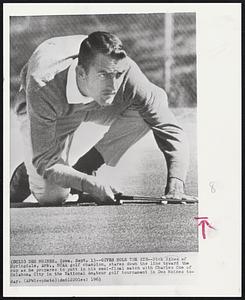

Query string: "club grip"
[[114, 193, 134, 201]]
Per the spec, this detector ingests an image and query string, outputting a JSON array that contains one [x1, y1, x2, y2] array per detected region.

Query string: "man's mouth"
[[103, 91, 116, 97], [101, 91, 116, 104]]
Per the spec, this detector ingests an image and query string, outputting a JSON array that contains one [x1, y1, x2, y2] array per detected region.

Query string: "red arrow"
[[197, 219, 215, 239]]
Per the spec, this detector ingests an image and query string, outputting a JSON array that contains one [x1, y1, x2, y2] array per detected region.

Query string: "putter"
[[114, 193, 198, 205]]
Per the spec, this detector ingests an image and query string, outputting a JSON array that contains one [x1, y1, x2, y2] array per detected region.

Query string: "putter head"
[[161, 195, 198, 204]]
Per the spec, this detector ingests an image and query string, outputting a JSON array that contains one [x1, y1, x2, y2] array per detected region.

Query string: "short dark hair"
[[78, 31, 127, 72]]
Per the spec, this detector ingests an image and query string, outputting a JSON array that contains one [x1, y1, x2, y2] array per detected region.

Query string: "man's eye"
[[116, 72, 123, 79], [98, 74, 106, 79]]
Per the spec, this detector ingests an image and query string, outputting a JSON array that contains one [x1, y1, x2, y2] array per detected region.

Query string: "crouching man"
[[10, 31, 192, 206]]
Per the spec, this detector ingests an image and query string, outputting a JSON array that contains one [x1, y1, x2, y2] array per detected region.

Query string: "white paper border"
[[3, 3, 241, 297]]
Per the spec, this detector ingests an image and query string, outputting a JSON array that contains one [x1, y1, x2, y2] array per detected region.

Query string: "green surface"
[[11, 204, 198, 255]]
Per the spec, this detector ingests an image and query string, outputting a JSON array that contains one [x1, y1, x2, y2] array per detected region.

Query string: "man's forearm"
[[43, 162, 116, 203], [43, 162, 86, 191], [153, 125, 189, 183]]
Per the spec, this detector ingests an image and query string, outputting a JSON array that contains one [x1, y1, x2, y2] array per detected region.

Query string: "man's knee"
[[32, 183, 70, 206]]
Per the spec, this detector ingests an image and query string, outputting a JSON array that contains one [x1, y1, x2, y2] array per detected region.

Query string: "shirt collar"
[[66, 58, 94, 104]]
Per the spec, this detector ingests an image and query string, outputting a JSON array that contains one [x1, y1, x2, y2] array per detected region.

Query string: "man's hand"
[[165, 177, 197, 203], [165, 177, 184, 200], [81, 174, 117, 205]]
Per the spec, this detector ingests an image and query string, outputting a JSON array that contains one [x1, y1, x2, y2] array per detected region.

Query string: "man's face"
[[82, 53, 129, 106]]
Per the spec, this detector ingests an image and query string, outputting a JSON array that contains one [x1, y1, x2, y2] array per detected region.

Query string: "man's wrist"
[[168, 177, 185, 187], [169, 176, 184, 182]]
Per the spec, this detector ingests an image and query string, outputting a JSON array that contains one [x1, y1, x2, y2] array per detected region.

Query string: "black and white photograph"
[[4, 3, 241, 297], [10, 12, 198, 254]]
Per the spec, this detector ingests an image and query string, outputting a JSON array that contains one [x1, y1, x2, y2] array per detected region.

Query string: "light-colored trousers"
[[16, 105, 150, 204]]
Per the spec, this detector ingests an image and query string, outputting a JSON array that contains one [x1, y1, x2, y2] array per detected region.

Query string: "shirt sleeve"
[[26, 81, 84, 191], [123, 59, 189, 182]]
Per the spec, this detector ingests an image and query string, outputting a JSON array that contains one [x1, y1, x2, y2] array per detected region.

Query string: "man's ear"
[[76, 65, 86, 79]]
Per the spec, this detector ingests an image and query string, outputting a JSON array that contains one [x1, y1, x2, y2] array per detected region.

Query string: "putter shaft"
[[115, 193, 198, 204]]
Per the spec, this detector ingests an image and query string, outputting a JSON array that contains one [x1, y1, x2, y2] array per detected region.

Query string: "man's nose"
[[108, 76, 117, 91]]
